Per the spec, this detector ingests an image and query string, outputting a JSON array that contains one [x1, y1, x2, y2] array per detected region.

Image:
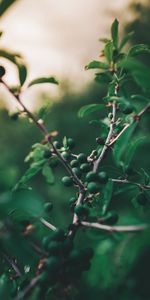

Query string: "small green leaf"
[[101, 179, 114, 215], [28, 77, 58, 87], [85, 60, 108, 70], [124, 136, 146, 166], [0, 49, 27, 86], [95, 72, 112, 84], [140, 168, 150, 185], [113, 123, 137, 166], [119, 31, 134, 50], [78, 104, 104, 118], [104, 41, 113, 63], [111, 19, 119, 49], [63, 136, 68, 148], [128, 44, 150, 56], [42, 164, 54, 184]]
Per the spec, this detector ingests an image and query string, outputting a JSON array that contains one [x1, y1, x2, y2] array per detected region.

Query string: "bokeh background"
[[0, 0, 150, 299]]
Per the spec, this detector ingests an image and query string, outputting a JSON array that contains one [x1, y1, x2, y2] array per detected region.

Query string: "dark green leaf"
[[128, 44, 150, 56], [18, 62, 27, 86], [95, 72, 112, 84], [0, 0, 18, 17], [140, 168, 150, 186], [101, 179, 114, 215], [78, 104, 104, 118], [119, 31, 134, 50], [111, 19, 119, 49], [28, 77, 59, 87], [113, 123, 137, 166], [42, 164, 55, 184], [85, 60, 108, 70], [124, 136, 146, 166], [104, 41, 113, 63]]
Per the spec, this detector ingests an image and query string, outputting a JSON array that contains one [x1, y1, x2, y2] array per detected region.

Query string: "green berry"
[[86, 171, 98, 182], [0, 66, 6, 77], [38, 271, 49, 283], [53, 141, 61, 148], [72, 167, 82, 177], [77, 153, 87, 163], [61, 151, 70, 160], [96, 137, 105, 145], [136, 193, 148, 206], [87, 182, 100, 194], [47, 241, 61, 255], [98, 171, 108, 184], [43, 149, 52, 158], [69, 250, 82, 264], [74, 204, 89, 217], [80, 163, 91, 173], [45, 257, 61, 272], [70, 159, 79, 167], [62, 238, 74, 255], [49, 157, 59, 168], [44, 202, 53, 212], [67, 138, 75, 149], [51, 229, 65, 241], [61, 176, 73, 187]]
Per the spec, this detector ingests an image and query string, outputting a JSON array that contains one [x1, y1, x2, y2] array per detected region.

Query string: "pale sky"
[[0, 0, 132, 108]]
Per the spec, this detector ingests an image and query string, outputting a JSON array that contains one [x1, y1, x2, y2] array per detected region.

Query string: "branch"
[[14, 276, 40, 300], [93, 101, 117, 172], [39, 217, 57, 231], [3, 253, 22, 277], [81, 221, 148, 233], [111, 178, 150, 190], [1, 80, 85, 190]]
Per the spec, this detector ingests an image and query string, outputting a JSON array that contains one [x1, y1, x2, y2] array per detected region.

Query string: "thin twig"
[[111, 178, 150, 190], [93, 101, 117, 172], [137, 102, 150, 118], [81, 221, 148, 232], [40, 217, 57, 231], [3, 253, 22, 277], [14, 276, 40, 300]]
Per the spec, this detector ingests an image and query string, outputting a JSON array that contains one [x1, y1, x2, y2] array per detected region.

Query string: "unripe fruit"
[[67, 138, 75, 149], [86, 171, 98, 182], [96, 137, 105, 145], [87, 182, 100, 194], [49, 157, 59, 168], [51, 229, 65, 241], [72, 167, 82, 177], [80, 163, 91, 173], [62, 238, 73, 254], [43, 149, 52, 158], [0, 65, 6, 77], [47, 241, 61, 255], [77, 153, 87, 163], [70, 159, 79, 167], [69, 250, 82, 264], [61, 176, 73, 187], [136, 193, 148, 206], [74, 204, 89, 217], [53, 141, 61, 148], [61, 151, 70, 160], [44, 202, 53, 212], [98, 171, 108, 184], [45, 257, 61, 272], [38, 271, 49, 283]]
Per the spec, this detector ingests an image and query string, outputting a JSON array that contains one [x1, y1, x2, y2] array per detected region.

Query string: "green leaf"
[[113, 123, 137, 167], [42, 164, 55, 184], [120, 58, 150, 94], [124, 136, 146, 166], [0, 49, 27, 86], [78, 104, 104, 118], [85, 60, 108, 70], [104, 41, 113, 63], [111, 19, 119, 49], [119, 31, 134, 50], [28, 77, 59, 87], [0, 0, 18, 17], [95, 72, 112, 84], [128, 44, 150, 56], [140, 168, 150, 185], [101, 179, 114, 215]]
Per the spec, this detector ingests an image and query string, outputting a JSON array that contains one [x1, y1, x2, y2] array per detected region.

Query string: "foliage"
[[0, 14, 150, 300]]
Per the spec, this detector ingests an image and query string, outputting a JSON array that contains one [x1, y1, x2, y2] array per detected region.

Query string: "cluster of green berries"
[[40, 229, 94, 288]]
